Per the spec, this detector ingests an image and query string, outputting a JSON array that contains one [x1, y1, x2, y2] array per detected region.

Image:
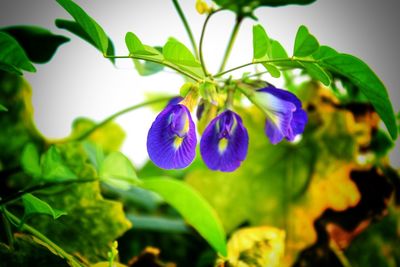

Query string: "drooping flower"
[[255, 85, 307, 144], [200, 110, 249, 172], [147, 103, 197, 169]]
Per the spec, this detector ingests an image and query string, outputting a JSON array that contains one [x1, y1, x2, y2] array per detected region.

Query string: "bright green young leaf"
[[0, 103, 7, 111], [1, 25, 69, 64], [299, 62, 331, 86], [320, 54, 398, 139], [141, 177, 227, 256], [125, 32, 157, 56], [55, 19, 115, 63], [262, 63, 281, 78], [312, 45, 338, 60], [21, 143, 41, 178], [271, 40, 288, 59], [22, 193, 67, 219], [293, 25, 319, 57], [99, 151, 141, 190], [41, 146, 78, 181], [163, 39, 201, 67], [56, 0, 109, 54], [253, 24, 271, 60], [0, 32, 36, 74]]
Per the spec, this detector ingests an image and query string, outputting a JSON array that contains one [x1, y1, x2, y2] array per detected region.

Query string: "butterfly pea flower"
[[255, 85, 307, 144], [147, 103, 197, 169], [200, 110, 249, 172]]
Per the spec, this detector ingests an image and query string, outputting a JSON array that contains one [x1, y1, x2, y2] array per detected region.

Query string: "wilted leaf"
[[345, 206, 400, 267], [217, 226, 285, 267], [186, 84, 365, 265], [0, 72, 44, 169], [29, 142, 132, 263], [69, 117, 126, 153], [320, 53, 397, 139], [1, 25, 69, 63]]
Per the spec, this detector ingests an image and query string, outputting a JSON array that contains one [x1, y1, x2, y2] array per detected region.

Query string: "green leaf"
[[163, 38, 201, 67], [293, 25, 319, 57], [55, 19, 115, 63], [22, 193, 67, 219], [213, 0, 316, 18], [125, 32, 157, 56], [253, 24, 271, 60], [320, 54, 398, 139], [0, 103, 7, 111], [56, 0, 109, 54], [41, 146, 78, 181], [262, 62, 280, 78], [312, 45, 338, 60], [133, 59, 164, 76], [21, 143, 41, 178], [141, 177, 227, 256], [271, 39, 288, 59], [0, 62, 22, 75], [1, 25, 69, 64], [99, 151, 141, 190], [299, 62, 331, 85], [0, 32, 36, 74], [27, 142, 131, 262]]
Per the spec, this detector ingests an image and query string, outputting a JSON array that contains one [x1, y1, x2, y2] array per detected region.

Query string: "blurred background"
[[0, 0, 399, 167]]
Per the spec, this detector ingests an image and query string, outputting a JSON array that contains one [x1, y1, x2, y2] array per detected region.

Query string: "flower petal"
[[200, 110, 249, 172], [257, 85, 308, 143], [147, 104, 196, 169]]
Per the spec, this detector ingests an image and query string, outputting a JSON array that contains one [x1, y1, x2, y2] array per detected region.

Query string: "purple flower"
[[255, 85, 307, 144], [147, 104, 197, 169], [200, 110, 249, 172]]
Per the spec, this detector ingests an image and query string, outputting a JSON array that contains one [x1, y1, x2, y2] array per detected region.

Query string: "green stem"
[[0, 178, 97, 206], [70, 96, 173, 142], [218, 16, 243, 73], [104, 54, 201, 82], [214, 57, 319, 78], [4, 209, 87, 267], [171, 0, 199, 59], [1, 206, 14, 250], [199, 9, 223, 77]]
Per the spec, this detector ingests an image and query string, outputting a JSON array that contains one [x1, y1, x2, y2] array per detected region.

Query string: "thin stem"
[[214, 57, 319, 78], [1, 206, 14, 250], [218, 16, 243, 73], [199, 9, 223, 77], [71, 96, 173, 142], [225, 87, 235, 110], [0, 178, 97, 206], [4, 209, 87, 267], [104, 54, 201, 82], [171, 0, 199, 59]]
